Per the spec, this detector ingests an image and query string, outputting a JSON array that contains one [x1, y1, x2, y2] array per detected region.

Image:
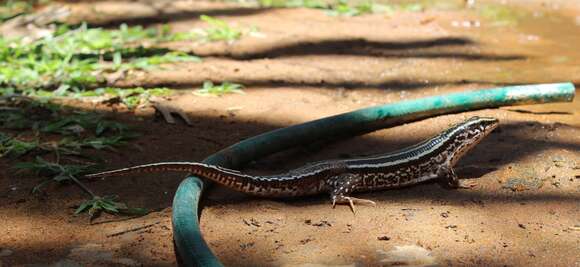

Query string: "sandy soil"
[[1, 1, 579, 266]]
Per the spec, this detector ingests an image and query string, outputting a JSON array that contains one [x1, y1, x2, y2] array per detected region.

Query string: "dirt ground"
[[1, 0, 579, 266]]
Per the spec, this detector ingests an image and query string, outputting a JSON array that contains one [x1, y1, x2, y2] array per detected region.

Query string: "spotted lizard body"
[[86, 116, 499, 211]]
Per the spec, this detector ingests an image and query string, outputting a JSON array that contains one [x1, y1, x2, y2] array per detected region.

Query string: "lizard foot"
[[457, 180, 478, 189], [329, 173, 375, 214], [332, 196, 376, 214]]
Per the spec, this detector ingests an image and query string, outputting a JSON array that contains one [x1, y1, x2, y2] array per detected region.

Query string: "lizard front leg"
[[436, 165, 476, 189], [328, 173, 376, 213]]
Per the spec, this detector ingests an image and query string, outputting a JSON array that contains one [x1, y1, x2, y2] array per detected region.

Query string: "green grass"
[[0, 22, 202, 112], [199, 15, 243, 42], [0, 0, 47, 21], [0, 10, 253, 220], [1, 98, 143, 220], [0, 133, 38, 158], [0, 101, 137, 156], [194, 81, 245, 96], [170, 15, 254, 43], [326, 0, 391, 16], [28, 86, 174, 110], [13, 156, 147, 220], [75, 195, 148, 220], [14, 156, 97, 193], [0, 14, 214, 219], [478, 3, 525, 26], [242, 0, 428, 16], [0, 23, 201, 92], [256, 0, 328, 8], [73, 87, 173, 109]]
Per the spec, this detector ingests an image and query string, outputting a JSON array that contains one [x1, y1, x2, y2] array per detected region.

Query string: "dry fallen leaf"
[[151, 100, 192, 126]]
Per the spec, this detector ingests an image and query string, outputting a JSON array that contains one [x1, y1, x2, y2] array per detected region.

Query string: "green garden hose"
[[172, 82, 575, 267]]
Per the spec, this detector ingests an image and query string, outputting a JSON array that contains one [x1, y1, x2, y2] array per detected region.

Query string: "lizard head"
[[447, 116, 499, 165]]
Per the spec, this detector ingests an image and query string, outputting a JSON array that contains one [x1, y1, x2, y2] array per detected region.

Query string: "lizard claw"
[[346, 197, 356, 214], [330, 196, 377, 214], [457, 180, 478, 189], [349, 197, 377, 206]]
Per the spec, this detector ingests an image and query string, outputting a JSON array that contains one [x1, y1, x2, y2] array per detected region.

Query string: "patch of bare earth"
[[1, 1, 579, 266]]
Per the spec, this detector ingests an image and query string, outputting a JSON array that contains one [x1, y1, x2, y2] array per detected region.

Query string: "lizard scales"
[[86, 116, 499, 210]]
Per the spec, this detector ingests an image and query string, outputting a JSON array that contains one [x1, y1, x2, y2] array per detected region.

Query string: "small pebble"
[[377, 235, 391, 241]]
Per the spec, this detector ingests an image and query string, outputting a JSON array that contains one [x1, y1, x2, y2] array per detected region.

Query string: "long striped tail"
[[84, 162, 240, 179]]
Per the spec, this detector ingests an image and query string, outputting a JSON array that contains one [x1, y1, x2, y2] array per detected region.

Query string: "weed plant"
[[194, 81, 245, 96], [0, 0, 47, 21], [242, 0, 426, 16], [0, 23, 200, 92], [170, 15, 254, 43], [0, 97, 142, 220], [0, 13, 252, 220]]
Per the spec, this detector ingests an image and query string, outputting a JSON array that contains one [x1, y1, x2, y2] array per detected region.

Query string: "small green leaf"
[[113, 52, 122, 66], [194, 81, 245, 97], [75, 199, 94, 214]]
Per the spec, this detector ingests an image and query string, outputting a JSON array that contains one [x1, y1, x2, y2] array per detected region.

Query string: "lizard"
[[85, 116, 499, 212]]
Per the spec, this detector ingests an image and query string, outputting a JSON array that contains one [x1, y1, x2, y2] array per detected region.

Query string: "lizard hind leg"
[[329, 173, 376, 214]]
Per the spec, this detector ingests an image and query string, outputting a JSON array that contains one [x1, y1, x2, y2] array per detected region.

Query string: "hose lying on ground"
[[172, 82, 575, 267]]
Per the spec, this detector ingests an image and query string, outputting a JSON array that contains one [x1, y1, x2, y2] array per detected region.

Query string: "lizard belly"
[[354, 170, 438, 192]]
